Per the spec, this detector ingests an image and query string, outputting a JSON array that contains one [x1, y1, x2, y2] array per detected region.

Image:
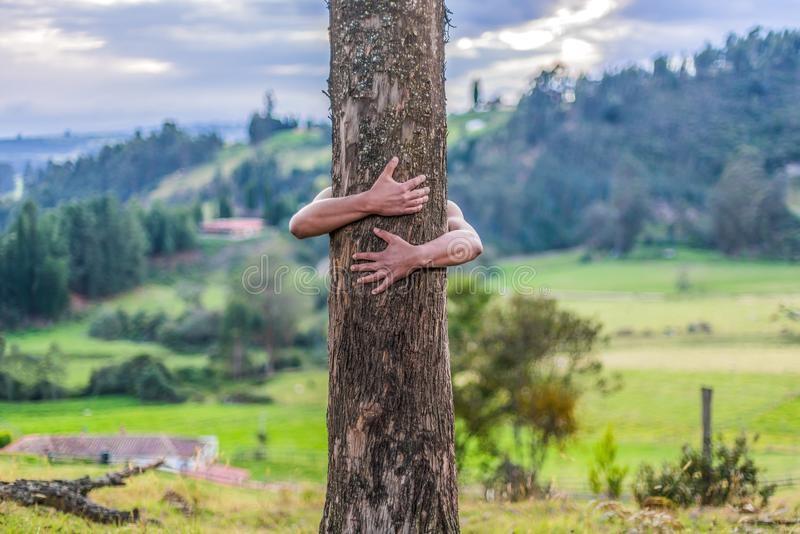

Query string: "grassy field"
[[2, 456, 794, 533], [499, 247, 800, 295], [2, 246, 800, 532], [2, 280, 224, 389], [3, 366, 798, 489]]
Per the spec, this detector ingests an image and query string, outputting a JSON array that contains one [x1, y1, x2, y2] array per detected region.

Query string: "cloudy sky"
[[1, 0, 798, 137]]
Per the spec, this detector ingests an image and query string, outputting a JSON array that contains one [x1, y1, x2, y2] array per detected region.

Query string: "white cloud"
[[446, 0, 627, 110], [0, 19, 105, 61], [450, 0, 624, 56], [114, 58, 173, 74], [167, 26, 327, 49], [560, 37, 599, 65], [3, 0, 800, 136]]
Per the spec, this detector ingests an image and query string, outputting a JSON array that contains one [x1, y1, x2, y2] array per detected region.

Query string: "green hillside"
[[146, 110, 513, 206], [149, 128, 333, 204]]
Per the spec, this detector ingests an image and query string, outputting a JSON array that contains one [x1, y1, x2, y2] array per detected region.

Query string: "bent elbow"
[[472, 238, 484, 260], [289, 216, 309, 239]]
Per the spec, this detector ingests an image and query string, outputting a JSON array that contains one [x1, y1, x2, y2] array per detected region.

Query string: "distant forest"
[[25, 122, 222, 207], [449, 28, 800, 258]]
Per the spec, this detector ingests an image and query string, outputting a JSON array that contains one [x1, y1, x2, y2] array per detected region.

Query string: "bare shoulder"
[[314, 187, 333, 201], [446, 200, 464, 219], [447, 200, 474, 232]]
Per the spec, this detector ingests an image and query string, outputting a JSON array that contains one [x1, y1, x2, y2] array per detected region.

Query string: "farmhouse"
[[200, 217, 264, 239], [2, 433, 218, 472]]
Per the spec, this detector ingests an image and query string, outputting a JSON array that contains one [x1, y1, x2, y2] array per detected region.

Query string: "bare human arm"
[[288, 157, 429, 239], [351, 201, 483, 294]]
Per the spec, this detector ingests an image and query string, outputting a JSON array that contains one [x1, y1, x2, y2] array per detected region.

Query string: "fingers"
[[357, 270, 388, 285], [380, 157, 400, 179], [350, 261, 379, 273], [409, 196, 428, 206], [372, 277, 393, 295], [403, 204, 425, 214], [373, 227, 397, 243], [404, 175, 427, 190], [408, 187, 430, 199], [352, 252, 380, 261]]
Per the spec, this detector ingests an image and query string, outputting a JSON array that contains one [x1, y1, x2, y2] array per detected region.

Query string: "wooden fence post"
[[702, 387, 713, 461]]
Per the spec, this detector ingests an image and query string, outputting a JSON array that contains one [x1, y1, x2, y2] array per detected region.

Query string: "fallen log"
[[0, 459, 164, 524]]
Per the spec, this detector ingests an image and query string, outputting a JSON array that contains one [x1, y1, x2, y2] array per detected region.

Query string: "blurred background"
[[1, 0, 799, 531]]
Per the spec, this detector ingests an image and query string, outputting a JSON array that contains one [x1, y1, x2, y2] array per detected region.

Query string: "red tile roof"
[[2, 434, 205, 460], [201, 218, 264, 235]]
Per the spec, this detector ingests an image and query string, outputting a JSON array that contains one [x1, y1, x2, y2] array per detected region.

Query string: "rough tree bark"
[[0, 460, 163, 524], [322, 0, 459, 532]]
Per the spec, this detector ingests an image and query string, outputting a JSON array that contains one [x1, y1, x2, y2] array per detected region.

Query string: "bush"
[[221, 391, 274, 405], [272, 351, 303, 371], [87, 354, 184, 403], [484, 458, 550, 502], [173, 366, 220, 388], [632, 434, 776, 508], [88, 309, 129, 340], [135, 365, 183, 403], [129, 310, 168, 341], [0, 430, 12, 448], [588, 426, 628, 499], [158, 309, 220, 352], [88, 308, 166, 342]]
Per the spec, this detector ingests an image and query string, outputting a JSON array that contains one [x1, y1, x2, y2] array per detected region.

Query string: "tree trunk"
[[322, 1, 459, 532]]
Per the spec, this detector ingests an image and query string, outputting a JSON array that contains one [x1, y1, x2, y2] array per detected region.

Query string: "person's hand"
[[363, 157, 429, 216], [351, 228, 422, 294]]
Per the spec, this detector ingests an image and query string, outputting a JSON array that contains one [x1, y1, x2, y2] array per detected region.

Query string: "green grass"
[[0, 371, 328, 481], [149, 143, 254, 202], [500, 247, 800, 295], [3, 320, 208, 390], [544, 368, 800, 488], [3, 365, 800, 490], [2, 456, 794, 533], [562, 293, 800, 339], [3, 247, 799, 503], [448, 109, 513, 145], [107, 284, 189, 316], [254, 128, 331, 175]]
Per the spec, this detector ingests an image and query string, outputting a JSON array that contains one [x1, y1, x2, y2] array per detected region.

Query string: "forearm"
[[413, 229, 483, 268], [289, 192, 372, 238]]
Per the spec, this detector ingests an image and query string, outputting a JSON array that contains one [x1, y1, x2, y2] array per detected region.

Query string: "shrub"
[[632, 434, 776, 508], [128, 310, 168, 341], [89, 308, 167, 342], [135, 365, 183, 403], [88, 309, 129, 340], [484, 458, 550, 502], [272, 351, 303, 371], [588, 426, 628, 499], [87, 354, 184, 403], [173, 366, 220, 388], [158, 309, 220, 352], [0, 430, 12, 448], [449, 291, 604, 493], [221, 391, 274, 405]]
